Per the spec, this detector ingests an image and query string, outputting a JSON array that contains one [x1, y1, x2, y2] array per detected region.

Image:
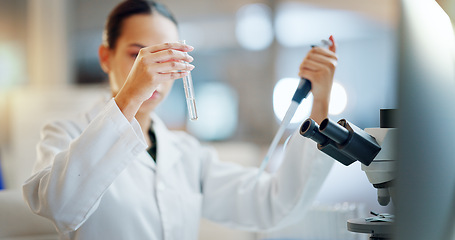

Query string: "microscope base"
[[347, 218, 393, 239]]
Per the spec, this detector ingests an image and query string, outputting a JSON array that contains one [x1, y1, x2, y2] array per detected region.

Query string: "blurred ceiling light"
[[275, 3, 386, 47], [273, 78, 313, 125], [329, 81, 348, 115], [235, 3, 274, 51], [187, 82, 238, 141]]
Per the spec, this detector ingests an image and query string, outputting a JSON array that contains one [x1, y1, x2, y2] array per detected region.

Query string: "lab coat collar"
[[150, 112, 182, 174], [86, 98, 182, 173]]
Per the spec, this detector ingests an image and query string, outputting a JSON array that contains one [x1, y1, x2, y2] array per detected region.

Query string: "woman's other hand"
[[299, 35, 337, 124]]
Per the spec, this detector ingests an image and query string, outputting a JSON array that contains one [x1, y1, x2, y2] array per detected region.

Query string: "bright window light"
[[273, 78, 348, 125], [235, 3, 274, 51], [329, 82, 348, 115], [273, 78, 313, 125]]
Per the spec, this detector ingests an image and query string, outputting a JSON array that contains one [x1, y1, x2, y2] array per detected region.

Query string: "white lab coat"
[[22, 98, 333, 240]]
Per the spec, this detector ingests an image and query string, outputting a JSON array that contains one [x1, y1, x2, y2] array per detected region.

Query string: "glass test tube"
[[178, 40, 198, 120]]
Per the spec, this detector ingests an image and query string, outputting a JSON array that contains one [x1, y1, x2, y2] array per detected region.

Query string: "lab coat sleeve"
[[200, 129, 334, 231], [22, 99, 147, 233]]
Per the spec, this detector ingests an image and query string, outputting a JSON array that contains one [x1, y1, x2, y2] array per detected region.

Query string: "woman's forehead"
[[116, 14, 179, 48]]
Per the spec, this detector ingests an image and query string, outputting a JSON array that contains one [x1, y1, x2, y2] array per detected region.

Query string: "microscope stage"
[[347, 218, 393, 239]]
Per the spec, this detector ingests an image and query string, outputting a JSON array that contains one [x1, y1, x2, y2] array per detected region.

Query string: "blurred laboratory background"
[[0, 0, 453, 239]]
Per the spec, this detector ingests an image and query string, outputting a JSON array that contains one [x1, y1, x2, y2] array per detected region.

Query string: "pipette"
[[178, 40, 198, 120], [257, 39, 333, 178]]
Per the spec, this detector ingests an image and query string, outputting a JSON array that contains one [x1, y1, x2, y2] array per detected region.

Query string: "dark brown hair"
[[103, 0, 178, 49]]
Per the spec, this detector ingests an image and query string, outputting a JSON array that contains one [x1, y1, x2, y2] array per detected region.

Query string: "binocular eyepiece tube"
[[300, 117, 381, 166], [300, 119, 329, 145], [319, 118, 349, 144], [300, 118, 357, 166]]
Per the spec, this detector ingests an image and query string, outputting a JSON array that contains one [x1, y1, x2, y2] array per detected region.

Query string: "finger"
[[141, 42, 194, 54], [153, 61, 195, 73], [299, 69, 332, 89], [299, 69, 317, 82], [156, 71, 190, 82], [149, 49, 194, 63], [310, 47, 338, 60], [299, 59, 328, 73], [306, 54, 337, 69]]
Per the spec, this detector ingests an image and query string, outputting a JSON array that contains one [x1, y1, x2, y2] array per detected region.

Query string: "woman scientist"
[[22, 0, 338, 239]]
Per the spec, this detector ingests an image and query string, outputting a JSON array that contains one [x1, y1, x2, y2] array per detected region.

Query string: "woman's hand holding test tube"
[[113, 42, 195, 122], [178, 40, 198, 120]]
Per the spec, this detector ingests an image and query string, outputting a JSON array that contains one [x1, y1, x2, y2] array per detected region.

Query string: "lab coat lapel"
[[137, 151, 157, 170], [151, 114, 182, 173], [87, 98, 161, 171]]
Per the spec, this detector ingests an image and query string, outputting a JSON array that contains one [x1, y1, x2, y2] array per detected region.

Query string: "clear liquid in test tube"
[[178, 40, 198, 120], [184, 73, 198, 120]]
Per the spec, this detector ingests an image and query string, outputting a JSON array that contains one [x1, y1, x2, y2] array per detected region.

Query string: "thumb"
[[329, 35, 337, 53]]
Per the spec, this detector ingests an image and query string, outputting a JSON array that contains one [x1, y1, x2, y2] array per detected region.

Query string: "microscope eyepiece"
[[300, 117, 382, 166], [300, 118, 328, 145], [300, 118, 357, 166], [319, 118, 350, 144]]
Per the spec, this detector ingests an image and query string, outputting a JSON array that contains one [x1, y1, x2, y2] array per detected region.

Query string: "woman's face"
[[102, 13, 179, 113]]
